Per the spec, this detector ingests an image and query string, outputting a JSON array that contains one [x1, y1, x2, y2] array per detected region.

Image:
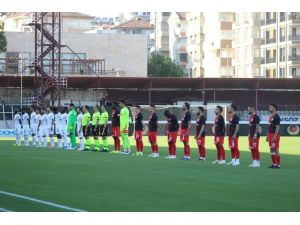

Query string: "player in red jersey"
[[195, 107, 206, 160], [267, 104, 281, 169], [134, 105, 144, 156], [148, 104, 159, 158], [164, 110, 179, 159], [180, 102, 192, 160], [227, 104, 240, 166], [212, 106, 226, 164], [111, 103, 121, 153], [248, 106, 261, 167]]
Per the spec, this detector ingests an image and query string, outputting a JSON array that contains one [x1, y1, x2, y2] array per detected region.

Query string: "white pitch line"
[[0, 207, 13, 212], [0, 190, 86, 212]]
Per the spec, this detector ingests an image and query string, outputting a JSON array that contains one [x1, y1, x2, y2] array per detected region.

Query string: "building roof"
[[176, 12, 187, 20], [114, 18, 153, 29]]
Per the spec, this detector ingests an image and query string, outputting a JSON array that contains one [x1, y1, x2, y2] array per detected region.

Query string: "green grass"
[[0, 136, 299, 212]]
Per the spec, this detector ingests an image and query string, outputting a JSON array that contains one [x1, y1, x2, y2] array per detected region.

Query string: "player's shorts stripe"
[[0, 190, 86, 212]]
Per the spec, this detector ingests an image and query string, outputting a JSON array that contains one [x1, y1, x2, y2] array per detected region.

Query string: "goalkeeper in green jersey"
[[67, 103, 77, 149], [119, 100, 131, 154], [99, 105, 109, 152]]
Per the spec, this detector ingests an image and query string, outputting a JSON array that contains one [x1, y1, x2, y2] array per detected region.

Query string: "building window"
[[292, 68, 297, 77], [292, 27, 297, 36], [180, 53, 188, 62]]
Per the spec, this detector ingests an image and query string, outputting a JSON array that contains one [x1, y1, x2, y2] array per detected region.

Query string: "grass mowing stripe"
[[0, 190, 86, 212]]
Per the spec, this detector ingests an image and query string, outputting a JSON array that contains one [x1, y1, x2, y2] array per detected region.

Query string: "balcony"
[[280, 16, 286, 22], [266, 38, 276, 44], [253, 57, 262, 64], [262, 58, 276, 64], [288, 55, 300, 62], [280, 36, 286, 42], [289, 35, 300, 41], [280, 56, 286, 62], [288, 13, 300, 22], [266, 18, 276, 25]]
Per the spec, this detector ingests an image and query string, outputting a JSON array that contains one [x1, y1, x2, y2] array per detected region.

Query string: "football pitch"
[[0, 136, 299, 212]]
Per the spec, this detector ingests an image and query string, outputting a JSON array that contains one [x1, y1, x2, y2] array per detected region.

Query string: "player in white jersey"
[[76, 107, 84, 150], [29, 106, 37, 146], [54, 107, 63, 148], [61, 109, 69, 149], [35, 108, 42, 147], [13, 111, 22, 146], [37, 108, 48, 147], [46, 107, 55, 148], [21, 108, 30, 146]]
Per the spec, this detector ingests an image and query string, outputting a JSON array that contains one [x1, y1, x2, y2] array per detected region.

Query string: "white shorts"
[[23, 125, 30, 136], [77, 128, 83, 138], [38, 126, 48, 137], [48, 126, 54, 135], [15, 125, 22, 136], [30, 125, 37, 135]]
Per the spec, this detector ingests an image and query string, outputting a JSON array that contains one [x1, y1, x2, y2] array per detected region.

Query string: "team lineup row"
[[13, 101, 282, 169]]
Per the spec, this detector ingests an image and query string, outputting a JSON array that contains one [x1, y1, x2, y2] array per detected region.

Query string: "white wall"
[[5, 32, 148, 77]]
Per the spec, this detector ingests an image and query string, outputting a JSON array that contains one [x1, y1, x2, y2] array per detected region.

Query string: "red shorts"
[[180, 128, 190, 142], [248, 137, 260, 150], [111, 126, 120, 137], [195, 136, 205, 146], [148, 131, 157, 143], [168, 131, 178, 144], [134, 130, 143, 141], [214, 136, 224, 145], [228, 136, 239, 149], [268, 133, 280, 150]]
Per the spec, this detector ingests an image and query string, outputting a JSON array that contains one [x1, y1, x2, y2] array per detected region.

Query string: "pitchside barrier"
[[1, 106, 299, 137]]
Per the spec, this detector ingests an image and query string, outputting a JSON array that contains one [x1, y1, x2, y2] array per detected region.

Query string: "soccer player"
[[134, 105, 144, 156], [76, 107, 84, 150], [82, 105, 91, 151], [212, 106, 226, 164], [99, 104, 109, 152], [37, 108, 48, 147], [29, 106, 37, 146], [61, 109, 69, 149], [54, 107, 63, 148], [21, 108, 30, 146], [13, 110, 22, 146], [68, 103, 77, 150], [148, 104, 159, 158], [180, 102, 192, 160], [267, 104, 281, 169], [119, 100, 131, 154], [111, 103, 121, 153], [164, 110, 179, 159], [195, 107, 206, 160], [35, 108, 42, 147], [248, 106, 261, 168], [227, 104, 240, 166], [91, 105, 101, 151], [47, 107, 55, 148]]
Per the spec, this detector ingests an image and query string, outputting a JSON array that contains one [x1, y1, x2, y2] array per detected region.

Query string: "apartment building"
[[150, 12, 171, 56], [233, 12, 262, 78], [186, 12, 205, 77], [168, 12, 188, 74], [3, 12, 94, 33], [203, 12, 235, 77], [261, 12, 300, 78]]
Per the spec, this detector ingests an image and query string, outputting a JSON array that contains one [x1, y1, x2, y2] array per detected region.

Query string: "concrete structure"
[[3, 12, 94, 33], [186, 12, 205, 77], [3, 32, 148, 77], [233, 12, 262, 78], [203, 12, 235, 78], [260, 12, 300, 78], [168, 12, 188, 74], [150, 12, 171, 56]]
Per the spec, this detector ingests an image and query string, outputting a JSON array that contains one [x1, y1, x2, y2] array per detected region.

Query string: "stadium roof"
[[1, 75, 300, 91]]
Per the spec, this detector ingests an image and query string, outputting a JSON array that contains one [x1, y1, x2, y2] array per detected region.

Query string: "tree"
[[148, 54, 185, 77], [0, 24, 7, 53]]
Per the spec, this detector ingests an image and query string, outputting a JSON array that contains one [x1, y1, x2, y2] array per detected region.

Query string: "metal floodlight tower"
[[28, 12, 61, 108]]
